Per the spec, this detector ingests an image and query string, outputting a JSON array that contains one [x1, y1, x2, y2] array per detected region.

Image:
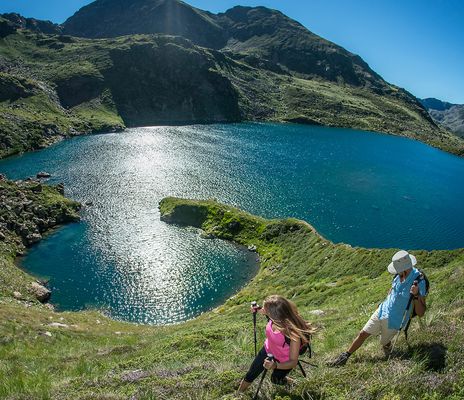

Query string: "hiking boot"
[[329, 351, 351, 367], [383, 342, 392, 357]]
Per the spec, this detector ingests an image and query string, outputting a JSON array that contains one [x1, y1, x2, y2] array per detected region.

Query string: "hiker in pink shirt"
[[238, 295, 315, 393]]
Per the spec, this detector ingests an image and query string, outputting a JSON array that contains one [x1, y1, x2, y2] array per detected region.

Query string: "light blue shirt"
[[378, 267, 427, 330]]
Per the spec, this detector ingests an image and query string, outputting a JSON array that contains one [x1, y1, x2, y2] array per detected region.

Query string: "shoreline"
[[15, 222, 262, 326], [1, 119, 463, 163]]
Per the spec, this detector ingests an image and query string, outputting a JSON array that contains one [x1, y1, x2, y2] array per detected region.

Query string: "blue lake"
[[1, 123, 463, 323]]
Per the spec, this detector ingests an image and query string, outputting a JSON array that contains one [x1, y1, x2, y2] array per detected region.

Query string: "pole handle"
[[406, 280, 419, 309]]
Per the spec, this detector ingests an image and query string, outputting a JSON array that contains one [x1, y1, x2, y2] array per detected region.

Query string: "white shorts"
[[362, 308, 398, 346]]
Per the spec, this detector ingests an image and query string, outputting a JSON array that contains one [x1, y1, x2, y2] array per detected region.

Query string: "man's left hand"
[[410, 282, 419, 297]]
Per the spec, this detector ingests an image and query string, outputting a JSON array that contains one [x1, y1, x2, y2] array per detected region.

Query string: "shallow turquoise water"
[[1, 123, 463, 323]]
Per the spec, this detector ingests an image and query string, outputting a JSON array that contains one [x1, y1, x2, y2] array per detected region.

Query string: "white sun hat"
[[387, 250, 417, 274]]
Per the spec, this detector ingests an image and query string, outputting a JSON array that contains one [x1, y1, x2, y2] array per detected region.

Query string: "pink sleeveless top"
[[264, 320, 290, 362]]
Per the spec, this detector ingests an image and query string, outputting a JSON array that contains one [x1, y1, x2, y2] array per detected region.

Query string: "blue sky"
[[1, 0, 463, 103]]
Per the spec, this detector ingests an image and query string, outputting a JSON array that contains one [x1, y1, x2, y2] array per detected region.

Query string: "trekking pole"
[[389, 280, 418, 360], [253, 354, 274, 400], [251, 301, 259, 357], [297, 360, 307, 378], [300, 359, 318, 368]]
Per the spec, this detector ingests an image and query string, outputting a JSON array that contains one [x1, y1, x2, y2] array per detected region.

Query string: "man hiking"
[[330, 250, 427, 366]]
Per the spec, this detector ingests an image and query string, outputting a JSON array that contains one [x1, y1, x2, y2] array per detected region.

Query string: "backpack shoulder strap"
[[284, 335, 291, 347], [414, 271, 430, 294]]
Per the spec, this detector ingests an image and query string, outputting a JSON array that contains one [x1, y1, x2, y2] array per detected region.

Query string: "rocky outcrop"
[[0, 177, 81, 303], [0, 16, 17, 38], [103, 38, 241, 125], [36, 172, 51, 179], [0, 178, 80, 252], [55, 73, 106, 109], [0, 13, 62, 35], [0, 73, 37, 102], [30, 281, 51, 302]]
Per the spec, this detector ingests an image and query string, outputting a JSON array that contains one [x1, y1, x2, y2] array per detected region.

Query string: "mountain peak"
[[0, 12, 62, 35], [63, 0, 227, 48], [420, 97, 455, 111]]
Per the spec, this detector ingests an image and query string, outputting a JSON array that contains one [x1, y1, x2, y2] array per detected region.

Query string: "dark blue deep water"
[[1, 123, 463, 323]]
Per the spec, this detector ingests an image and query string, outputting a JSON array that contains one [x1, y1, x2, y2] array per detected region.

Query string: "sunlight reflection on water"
[[1, 123, 464, 324]]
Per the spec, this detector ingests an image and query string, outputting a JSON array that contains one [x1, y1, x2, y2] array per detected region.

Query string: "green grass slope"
[[1, 194, 463, 399]]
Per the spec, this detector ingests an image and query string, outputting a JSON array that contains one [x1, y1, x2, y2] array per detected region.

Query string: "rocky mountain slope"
[[421, 98, 464, 138], [1, 1, 464, 158], [61, 0, 429, 99], [64, 1, 384, 87]]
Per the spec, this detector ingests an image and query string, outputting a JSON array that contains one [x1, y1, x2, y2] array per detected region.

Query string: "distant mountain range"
[[421, 98, 464, 138], [1, 0, 463, 158]]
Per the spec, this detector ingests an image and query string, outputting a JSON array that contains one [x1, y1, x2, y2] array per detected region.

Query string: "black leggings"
[[244, 346, 292, 385]]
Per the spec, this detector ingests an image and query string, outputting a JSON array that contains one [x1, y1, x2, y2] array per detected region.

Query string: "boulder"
[[36, 171, 51, 178], [26, 233, 42, 245], [48, 322, 69, 328], [200, 231, 215, 239], [35, 219, 49, 232], [13, 291, 22, 299], [30, 282, 51, 302]]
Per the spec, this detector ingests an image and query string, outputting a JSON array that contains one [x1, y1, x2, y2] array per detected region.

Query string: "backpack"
[[283, 332, 312, 357], [283, 332, 313, 377], [399, 270, 430, 339]]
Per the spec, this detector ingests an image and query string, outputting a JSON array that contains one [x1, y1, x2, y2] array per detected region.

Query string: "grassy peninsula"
[[1, 192, 463, 399]]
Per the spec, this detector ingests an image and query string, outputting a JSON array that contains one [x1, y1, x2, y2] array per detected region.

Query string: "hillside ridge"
[[1, 191, 463, 399]]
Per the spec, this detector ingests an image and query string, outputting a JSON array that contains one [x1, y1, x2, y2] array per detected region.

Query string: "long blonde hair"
[[263, 295, 315, 344]]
